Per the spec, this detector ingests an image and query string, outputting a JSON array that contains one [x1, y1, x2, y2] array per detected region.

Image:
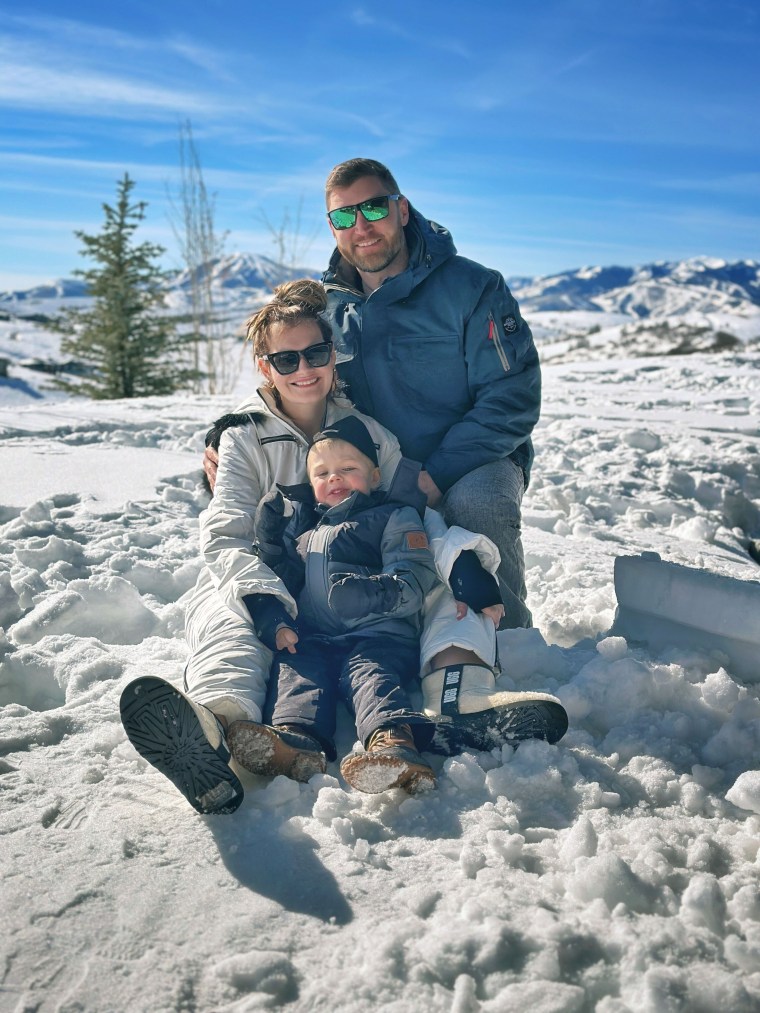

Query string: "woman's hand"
[[455, 600, 468, 620]]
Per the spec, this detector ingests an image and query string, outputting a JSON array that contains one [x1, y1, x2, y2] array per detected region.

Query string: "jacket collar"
[[315, 488, 385, 523]]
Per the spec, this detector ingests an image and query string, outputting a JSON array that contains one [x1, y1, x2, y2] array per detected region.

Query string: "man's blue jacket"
[[322, 205, 540, 494]]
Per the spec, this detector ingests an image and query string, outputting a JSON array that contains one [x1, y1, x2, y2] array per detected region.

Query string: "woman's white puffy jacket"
[[184, 386, 498, 722]]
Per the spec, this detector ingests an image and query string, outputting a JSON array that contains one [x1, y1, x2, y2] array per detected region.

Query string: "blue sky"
[[1, 0, 758, 289]]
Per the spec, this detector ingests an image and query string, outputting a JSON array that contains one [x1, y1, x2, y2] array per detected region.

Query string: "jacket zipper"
[[304, 524, 336, 632], [488, 312, 511, 372]]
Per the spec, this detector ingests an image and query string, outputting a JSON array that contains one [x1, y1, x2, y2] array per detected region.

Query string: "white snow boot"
[[421, 664, 568, 754]]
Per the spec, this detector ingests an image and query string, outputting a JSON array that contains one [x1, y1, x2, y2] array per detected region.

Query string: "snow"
[[1, 348, 760, 1011]]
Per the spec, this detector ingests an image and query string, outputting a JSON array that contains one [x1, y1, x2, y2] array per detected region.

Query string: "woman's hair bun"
[[272, 278, 326, 313]]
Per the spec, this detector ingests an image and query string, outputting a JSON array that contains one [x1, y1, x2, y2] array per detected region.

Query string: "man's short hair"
[[325, 158, 401, 201]]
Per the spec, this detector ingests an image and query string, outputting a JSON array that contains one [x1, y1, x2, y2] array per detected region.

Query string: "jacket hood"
[[323, 203, 457, 295]]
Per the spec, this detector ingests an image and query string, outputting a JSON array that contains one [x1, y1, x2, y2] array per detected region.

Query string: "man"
[[203, 159, 566, 755], [321, 157, 538, 631]]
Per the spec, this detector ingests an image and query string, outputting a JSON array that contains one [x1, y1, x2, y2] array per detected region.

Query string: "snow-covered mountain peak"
[[510, 257, 760, 321], [167, 251, 318, 294]]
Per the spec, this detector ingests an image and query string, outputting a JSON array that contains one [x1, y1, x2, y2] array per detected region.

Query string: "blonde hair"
[[245, 279, 332, 357]]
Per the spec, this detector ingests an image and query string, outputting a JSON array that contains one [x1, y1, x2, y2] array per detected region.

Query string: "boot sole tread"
[[432, 700, 569, 754], [340, 752, 436, 795], [120, 677, 243, 815]]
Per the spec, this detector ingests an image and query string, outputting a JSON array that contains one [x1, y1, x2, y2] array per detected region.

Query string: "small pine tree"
[[55, 174, 199, 399]]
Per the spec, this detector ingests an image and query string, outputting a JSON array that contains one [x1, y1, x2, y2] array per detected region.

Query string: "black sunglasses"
[[261, 341, 333, 375], [327, 194, 401, 230]]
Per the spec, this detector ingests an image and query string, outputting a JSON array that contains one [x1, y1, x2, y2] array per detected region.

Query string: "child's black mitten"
[[449, 550, 501, 612]]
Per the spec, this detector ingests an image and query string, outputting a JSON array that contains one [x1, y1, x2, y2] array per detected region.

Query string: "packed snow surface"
[[1, 352, 760, 1012]]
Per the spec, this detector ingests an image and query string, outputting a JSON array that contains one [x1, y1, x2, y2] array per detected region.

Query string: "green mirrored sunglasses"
[[327, 194, 400, 230]]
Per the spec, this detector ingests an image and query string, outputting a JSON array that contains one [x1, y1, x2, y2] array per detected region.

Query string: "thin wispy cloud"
[[0, 43, 384, 141], [655, 173, 760, 197], [0, 12, 151, 52], [0, 151, 329, 209], [1, 11, 237, 70], [0, 214, 90, 231], [0, 59, 220, 117], [166, 37, 240, 82], [455, 46, 599, 113], [350, 8, 471, 59]]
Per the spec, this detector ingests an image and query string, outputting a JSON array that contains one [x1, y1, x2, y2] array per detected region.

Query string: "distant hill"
[[0, 277, 90, 304], [4, 252, 758, 321], [505, 257, 760, 362]]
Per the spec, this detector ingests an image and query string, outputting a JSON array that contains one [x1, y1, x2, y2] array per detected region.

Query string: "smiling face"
[[327, 175, 410, 290], [257, 319, 336, 418], [307, 440, 380, 506]]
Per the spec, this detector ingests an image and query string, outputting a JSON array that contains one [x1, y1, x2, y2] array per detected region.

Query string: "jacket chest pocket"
[[388, 331, 462, 365], [388, 332, 469, 408]]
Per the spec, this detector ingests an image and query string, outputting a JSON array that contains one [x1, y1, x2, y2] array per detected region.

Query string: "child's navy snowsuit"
[[248, 476, 439, 758]]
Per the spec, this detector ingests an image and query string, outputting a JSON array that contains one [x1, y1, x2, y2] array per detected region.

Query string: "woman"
[[120, 280, 566, 814]]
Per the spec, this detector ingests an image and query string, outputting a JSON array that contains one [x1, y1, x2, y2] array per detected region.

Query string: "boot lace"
[[367, 723, 415, 752]]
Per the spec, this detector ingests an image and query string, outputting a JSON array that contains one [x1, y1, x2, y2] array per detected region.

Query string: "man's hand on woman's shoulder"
[[203, 446, 219, 492]]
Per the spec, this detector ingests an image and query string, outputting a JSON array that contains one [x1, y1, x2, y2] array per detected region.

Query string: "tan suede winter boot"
[[340, 724, 436, 795], [421, 664, 568, 753], [227, 722, 327, 783]]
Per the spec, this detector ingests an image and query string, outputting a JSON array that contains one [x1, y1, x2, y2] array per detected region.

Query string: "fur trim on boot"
[[422, 664, 568, 754]]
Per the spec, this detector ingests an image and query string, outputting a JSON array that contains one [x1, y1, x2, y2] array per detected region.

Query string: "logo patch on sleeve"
[[502, 314, 518, 333], [405, 531, 429, 550]]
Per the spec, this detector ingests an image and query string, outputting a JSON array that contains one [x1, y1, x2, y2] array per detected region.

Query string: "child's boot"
[[226, 722, 326, 783], [422, 663, 569, 754], [340, 723, 436, 795], [120, 676, 244, 814]]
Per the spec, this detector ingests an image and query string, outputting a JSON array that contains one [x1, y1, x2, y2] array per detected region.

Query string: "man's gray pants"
[[441, 457, 531, 630]]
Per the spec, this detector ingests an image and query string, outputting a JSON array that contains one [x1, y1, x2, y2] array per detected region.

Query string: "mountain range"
[[1, 254, 759, 371], [2, 253, 758, 317], [510, 257, 760, 318]]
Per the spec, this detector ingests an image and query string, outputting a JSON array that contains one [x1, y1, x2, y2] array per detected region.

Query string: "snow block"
[[611, 552, 760, 684]]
